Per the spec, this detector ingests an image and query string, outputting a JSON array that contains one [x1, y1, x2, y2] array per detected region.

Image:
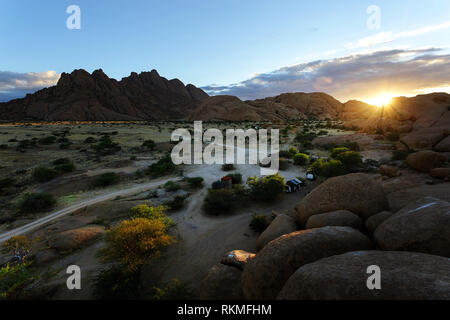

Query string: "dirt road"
[[0, 177, 179, 243]]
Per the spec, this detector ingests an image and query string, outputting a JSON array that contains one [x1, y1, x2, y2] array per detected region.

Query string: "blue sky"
[[1, 0, 449, 103]]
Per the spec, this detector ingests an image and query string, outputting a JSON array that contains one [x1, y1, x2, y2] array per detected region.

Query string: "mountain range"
[[0, 69, 449, 143]]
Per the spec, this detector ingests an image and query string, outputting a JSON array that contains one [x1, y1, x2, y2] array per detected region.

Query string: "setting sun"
[[363, 94, 395, 107]]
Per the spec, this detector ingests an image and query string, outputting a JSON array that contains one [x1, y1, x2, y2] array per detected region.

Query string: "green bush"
[[92, 136, 121, 155], [55, 163, 76, 173], [19, 193, 56, 213], [247, 174, 285, 202], [322, 160, 347, 178], [164, 194, 189, 211], [38, 136, 57, 145], [164, 180, 180, 192], [0, 262, 35, 299], [249, 214, 269, 234], [93, 266, 141, 300], [279, 150, 292, 159], [130, 204, 174, 228], [203, 189, 237, 215], [142, 140, 156, 150], [335, 151, 362, 167], [92, 172, 120, 188], [293, 153, 309, 165], [153, 279, 192, 300], [288, 147, 298, 156], [331, 147, 350, 158], [185, 177, 204, 188], [222, 163, 235, 171], [147, 156, 176, 177], [32, 166, 59, 182], [52, 158, 71, 166]]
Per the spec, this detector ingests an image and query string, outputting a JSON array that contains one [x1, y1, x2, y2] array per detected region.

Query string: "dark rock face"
[[374, 196, 450, 257], [277, 251, 450, 300], [0, 69, 208, 121], [241, 226, 373, 300]]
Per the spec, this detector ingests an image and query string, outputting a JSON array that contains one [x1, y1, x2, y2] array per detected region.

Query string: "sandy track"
[[0, 177, 178, 243]]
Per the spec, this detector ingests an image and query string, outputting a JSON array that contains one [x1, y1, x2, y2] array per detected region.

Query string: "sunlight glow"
[[363, 93, 395, 107]]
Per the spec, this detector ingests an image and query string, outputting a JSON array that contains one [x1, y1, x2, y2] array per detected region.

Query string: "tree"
[[331, 147, 350, 159], [19, 193, 56, 214], [247, 174, 285, 202], [2, 236, 36, 263], [293, 153, 309, 165], [336, 151, 362, 167], [98, 217, 175, 271], [130, 204, 174, 227]]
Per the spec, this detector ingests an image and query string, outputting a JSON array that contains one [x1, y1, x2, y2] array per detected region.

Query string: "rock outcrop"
[[277, 251, 450, 300], [256, 214, 297, 251], [406, 151, 447, 173], [199, 263, 243, 300], [374, 197, 450, 257], [241, 226, 372, 299], [305, 210, 363, 230], [0, 69, 208, 121], [295, 173, 388, 225]]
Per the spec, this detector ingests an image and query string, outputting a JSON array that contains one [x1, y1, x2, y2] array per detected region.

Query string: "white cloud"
[[349, 20, 450, 49], [0, 71, 60, 102], [202, 48, 450, 102]]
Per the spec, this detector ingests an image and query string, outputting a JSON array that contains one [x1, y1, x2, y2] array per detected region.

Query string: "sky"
[[0, 0, 449, 104]]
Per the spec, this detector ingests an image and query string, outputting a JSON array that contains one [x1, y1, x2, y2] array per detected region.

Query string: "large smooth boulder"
[[406, 151, 447, 173], [379, 165, 401, 178], [241, 226, 372, 299], [374, 197, 450, 257], [295, 173, 388, 225], [305, 210, 362, 230], [365, 211, 393, 234], [430, 168, 450, 180], [199, 263, 243, 300], [400, 128, 446, 151], [48, 226, 105, 251], [277, 251, 450, 300], [220, 250, 256, 270], [256, 214, 297, 251], [386, 183, 450, 212]]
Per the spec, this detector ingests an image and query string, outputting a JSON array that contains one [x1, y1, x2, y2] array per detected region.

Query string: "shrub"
[[247, 174, 285, 202], [147, 156, 176, 177], [19, 193, 56, 214], [186, 177, 204, 188], [164, 194, 189, 211], [322, 160, 347, 178], [1, 236, 34, 262], [249, 214, 269, 234], [54, 162, 76, 173], [32, 166, 59, 182], [92, 136, 121, 155], [93, 266, 141, 300], [142, 140, 156, 150], [153, 279, 192, 300], [288, 146, 298, 156], [164, 180, 180, 192], [335, 151, 362, 167], [52, 158, 71, 166], [222, 163, 235, 171], [130, 204, 174, 228], [0, 262, 35, 299], [92, 172, 120, 188], [203, 189, 237, 215], [84, 137, 97, 144], [98, 217, 175, 271], [226, 173, 242, 184], [331, 147, 350, 159], [38, 136, 57, 145], [293, 153, 309, 165]]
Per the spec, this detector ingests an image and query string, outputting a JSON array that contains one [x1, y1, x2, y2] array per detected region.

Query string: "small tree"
[[2, 236, 36, 263], [336, 151, 362, 167], [98, 217, 175, 271], [32, 166, 59, 182], [331, 147, 349, 159], [19, 193, 56, 214], [247, 174, 285, 202], [293, 153, 309, 165]]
